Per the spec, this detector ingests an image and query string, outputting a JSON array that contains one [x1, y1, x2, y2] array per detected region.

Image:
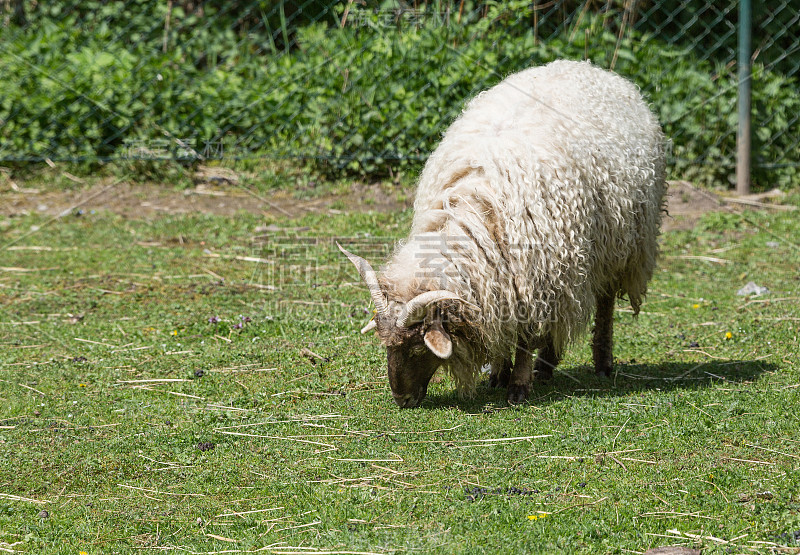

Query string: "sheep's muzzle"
[[386, 342, 441, 408]]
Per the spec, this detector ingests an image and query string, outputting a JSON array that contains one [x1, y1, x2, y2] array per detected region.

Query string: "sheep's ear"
[[424, 320, 452, 359]]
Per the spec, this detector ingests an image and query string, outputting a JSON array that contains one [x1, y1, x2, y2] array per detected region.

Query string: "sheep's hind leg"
[[534, 336, 560, 381], [592, 292, 615, 377], [488, 357, 511, 388], [507, 339, 533, 405]]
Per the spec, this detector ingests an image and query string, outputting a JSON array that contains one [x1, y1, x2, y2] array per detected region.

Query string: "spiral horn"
[[396, 290, 468, 328], [337, 243, 389, 317]]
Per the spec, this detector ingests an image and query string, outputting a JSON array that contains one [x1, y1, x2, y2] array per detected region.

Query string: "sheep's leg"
[[592, 292, 615, 377], [507, 339, 533, 404], [488, 357, 511, 388], [534, 337, 560, 381]]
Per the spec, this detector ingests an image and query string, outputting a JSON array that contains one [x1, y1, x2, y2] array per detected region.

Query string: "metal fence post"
[[736, 0, 752, 195]]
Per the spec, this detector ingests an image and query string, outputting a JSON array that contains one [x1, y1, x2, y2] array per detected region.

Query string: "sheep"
[[339, 59, 667, 408]]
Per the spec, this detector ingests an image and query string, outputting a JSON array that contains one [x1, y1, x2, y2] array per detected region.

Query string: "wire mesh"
[[1, 1, 798, 188]]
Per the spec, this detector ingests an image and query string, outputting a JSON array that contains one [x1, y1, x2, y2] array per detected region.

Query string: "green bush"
[[1, 3, 798, 189]]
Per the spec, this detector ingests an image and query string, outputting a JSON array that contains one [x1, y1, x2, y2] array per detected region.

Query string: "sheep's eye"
[[409, 345, 428, 356]]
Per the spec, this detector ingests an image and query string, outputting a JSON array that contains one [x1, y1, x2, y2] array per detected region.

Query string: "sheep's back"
[[413, 59, 664, 265]]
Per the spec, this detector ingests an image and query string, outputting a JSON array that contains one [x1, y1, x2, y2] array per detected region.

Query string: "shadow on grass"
[[419, 359, 778, 412]]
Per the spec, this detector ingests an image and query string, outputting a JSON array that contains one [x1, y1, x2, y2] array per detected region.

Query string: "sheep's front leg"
[[534, 336, 560, 381], [488, 357, 511, 389], [592, 292, 615, 376], [507, 339, 532, 404]]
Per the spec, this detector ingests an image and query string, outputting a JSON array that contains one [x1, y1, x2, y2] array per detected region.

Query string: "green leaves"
[[1, 3, 798, 189]]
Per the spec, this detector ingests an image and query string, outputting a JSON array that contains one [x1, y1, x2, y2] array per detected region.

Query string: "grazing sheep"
[[340, 59, 667, 407]]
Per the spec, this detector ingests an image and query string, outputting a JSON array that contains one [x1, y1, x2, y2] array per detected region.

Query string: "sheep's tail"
[[620, 218, 663, 317]]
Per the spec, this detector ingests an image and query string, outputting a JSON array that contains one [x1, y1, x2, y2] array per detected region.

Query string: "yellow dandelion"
[[527, 512, 550, 520], [692, 303, 700, 309], [171, 330, 178, 336], [80, 552, 88, 555], [78, 383, 87, 387], [725, 332, 733, 339]]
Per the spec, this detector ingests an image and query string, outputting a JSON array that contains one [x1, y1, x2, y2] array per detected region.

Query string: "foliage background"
[[1, 0, 799, 189]]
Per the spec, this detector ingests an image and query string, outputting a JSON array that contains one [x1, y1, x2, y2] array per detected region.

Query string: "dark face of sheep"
[[386, 343, 440, 408], [380, 309, 453, 408], [338, 244, 463, 408]]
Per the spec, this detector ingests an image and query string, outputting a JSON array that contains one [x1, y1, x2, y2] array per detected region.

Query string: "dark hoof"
[[507, 383, 529, 405], [534, 366, 553, 382], [595, 362, 613, 377]]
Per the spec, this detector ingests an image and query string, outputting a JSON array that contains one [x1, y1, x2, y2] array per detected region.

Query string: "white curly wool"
[[380, 60, 667, 392]]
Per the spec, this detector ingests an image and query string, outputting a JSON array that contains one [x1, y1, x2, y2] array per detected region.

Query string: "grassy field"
[[1, 178, 799, 554]]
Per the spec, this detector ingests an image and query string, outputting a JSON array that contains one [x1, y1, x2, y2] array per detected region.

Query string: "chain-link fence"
[[1, 1, 798, 189]]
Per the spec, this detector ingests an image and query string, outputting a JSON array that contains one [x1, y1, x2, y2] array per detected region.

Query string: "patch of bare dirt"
[[662, 180, 723, 231], [1, 173, 790, 229], [1, 177, 413, 220], [663, 180, 794, 231]]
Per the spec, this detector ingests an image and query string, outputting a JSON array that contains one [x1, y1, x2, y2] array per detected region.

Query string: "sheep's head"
[[338, 244, 467, 408]]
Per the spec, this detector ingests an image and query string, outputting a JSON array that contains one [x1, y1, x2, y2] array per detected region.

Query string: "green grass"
[[1, 189, 799, 554]]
